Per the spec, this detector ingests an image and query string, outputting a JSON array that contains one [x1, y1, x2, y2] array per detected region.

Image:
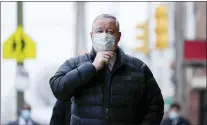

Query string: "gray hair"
[[92, 14, 120, 31]]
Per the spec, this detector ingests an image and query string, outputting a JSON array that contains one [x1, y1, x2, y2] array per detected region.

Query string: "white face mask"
[[21, 109, 31, 120], [92, 33, 116, 52], [169, 111, 179, 120]]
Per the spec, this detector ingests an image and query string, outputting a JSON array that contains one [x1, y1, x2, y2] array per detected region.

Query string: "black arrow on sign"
[[21, 39, 25, 51], [12, 41, 17, 52], [12, 37, 26, 52]]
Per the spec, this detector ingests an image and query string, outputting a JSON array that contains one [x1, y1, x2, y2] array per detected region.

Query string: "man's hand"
[[92, 51, 114, 71]]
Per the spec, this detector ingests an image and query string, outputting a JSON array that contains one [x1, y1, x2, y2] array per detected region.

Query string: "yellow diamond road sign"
[[3, 26, 36, 62]]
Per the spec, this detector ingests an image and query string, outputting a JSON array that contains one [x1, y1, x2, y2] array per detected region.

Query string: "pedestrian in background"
[[161, 103, 191, 125], [7, 103, 40, 125]]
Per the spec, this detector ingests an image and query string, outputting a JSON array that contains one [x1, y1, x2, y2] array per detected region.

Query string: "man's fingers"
[[102, 58, 109, 64], [103, 55, 110, 59], [101, 51, 114, 58]]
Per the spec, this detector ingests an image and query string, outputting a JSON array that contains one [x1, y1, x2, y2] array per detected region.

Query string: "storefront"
[[184, 40, 206, 125]]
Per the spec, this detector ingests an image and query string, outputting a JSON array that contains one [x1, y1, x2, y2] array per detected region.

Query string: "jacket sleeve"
[[50, 100, 69, 125], [49, 60, 97, 101], [140, 64, 164, 125]]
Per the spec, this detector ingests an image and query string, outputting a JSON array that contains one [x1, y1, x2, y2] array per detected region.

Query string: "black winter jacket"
[[49, 47, 164, 125]]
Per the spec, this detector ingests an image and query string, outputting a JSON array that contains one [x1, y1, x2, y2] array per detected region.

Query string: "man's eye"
[[96, 30, 102, 33], [107, 31, 114, 34]]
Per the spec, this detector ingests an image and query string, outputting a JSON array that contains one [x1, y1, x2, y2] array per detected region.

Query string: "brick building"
[[195, 2, 206, 39], [187, 2, 206, 125]]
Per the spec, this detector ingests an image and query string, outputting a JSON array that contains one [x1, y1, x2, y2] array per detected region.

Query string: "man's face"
[[21, 104, 31, 120], [168, 107, 180, 119], [22, 104, 31, 111], [90, 18, 121, 51], [169, 107, 179, 113]]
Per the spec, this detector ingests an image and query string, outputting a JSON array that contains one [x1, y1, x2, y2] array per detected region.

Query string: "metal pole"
[[174, 2, 182, 103], [75, 2, 86, 55], [174, 2, 188, 116], [16, 1, 28, 116], [17, 2, 23, 29], [147, 2, 151, 60]]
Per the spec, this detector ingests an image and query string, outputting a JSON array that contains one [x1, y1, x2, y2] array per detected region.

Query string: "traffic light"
[[136, 21, 149, 54], [155, 4, 169, 50]]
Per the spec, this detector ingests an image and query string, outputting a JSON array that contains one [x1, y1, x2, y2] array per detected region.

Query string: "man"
[[49, 14, 164, 125], [161, 103, 191, 125], [7, 103, 40, 125]]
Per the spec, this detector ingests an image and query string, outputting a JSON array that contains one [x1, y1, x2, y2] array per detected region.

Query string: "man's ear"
[[114, 32, 121, 48], [117, 32, 121, 43], [118, 32, 121, 39]]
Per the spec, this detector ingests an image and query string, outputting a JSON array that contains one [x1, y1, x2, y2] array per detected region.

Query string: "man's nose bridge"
[[102, 31, 110, 35]]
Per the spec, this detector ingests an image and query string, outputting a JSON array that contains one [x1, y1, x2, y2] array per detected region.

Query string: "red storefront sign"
[[184, 40, 206, 61]]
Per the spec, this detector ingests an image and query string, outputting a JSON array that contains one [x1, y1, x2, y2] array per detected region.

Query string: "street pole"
[[16, 1, 29, 116], [147, 2, 151, 61], [174, 2, 182, 103], [174, 2, 188, 115], [75, 2, 86, 55]]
